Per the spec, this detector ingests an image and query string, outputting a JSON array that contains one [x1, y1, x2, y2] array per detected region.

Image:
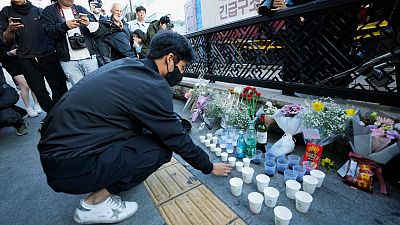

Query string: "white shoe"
[[33, 104, 42, 114], [26, 107, 38, 118], [74, 195, 138, 224]]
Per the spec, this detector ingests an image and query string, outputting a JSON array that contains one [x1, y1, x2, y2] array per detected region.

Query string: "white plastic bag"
[[269, 134, 296, 156], [269, 110, 302, 156]]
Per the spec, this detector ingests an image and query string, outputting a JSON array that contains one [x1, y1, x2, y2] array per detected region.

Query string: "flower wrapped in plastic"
[[269, 104, 304, 156], [301, 98, 352, 146], [351, 112, 400, 164], [182, 79, 212, 113]]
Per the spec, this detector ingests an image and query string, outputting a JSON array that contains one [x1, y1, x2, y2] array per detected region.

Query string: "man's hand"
[[66, 19, 80, 29], [7, 18, 24, 32], [78, 16, 90, 26], [272, 0, 288, 11], [211, 163, 233, 176]]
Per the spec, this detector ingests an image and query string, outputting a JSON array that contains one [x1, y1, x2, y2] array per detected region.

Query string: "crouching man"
[[38, 31, 232, 224]]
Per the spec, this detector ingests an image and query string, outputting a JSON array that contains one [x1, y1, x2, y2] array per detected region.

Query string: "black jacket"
[[40, 4, 106, 61], [97, 20, 135, 61], [0, 4, 55, 58], [38, 57, 213, 174]]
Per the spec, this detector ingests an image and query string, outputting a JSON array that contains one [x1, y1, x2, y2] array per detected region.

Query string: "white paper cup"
[[248, 192, 264, 214], [227, 148, 234, 154], [221, 152, 228, 162], [241, 167, 254, 184], [206, 133, 213, 139], [303, 175, 318, 194], [228, 157, 236, 167], [243, 158, 251, 167], [209, 143, 216, 152], [199, 135, 206, 143], [256, 174, 270, 193], [229, 177, 243, 196], [295, 191, 313, 213], [211, 136, 218, 144], [274, 206, 292, 225], [215, 147, 222, 156], [236, 161, 244, 172], [285, 180, 301, 200], [310, 169, 326, 188], [264, 187, 279, 208], [204, 139, 211, 147]]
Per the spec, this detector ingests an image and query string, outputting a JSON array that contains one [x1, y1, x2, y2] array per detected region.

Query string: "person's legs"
[[18, 58, 54, 113], [12, 75, 38, 117], [38, 54, 68, 105], [80, 57, 99, 76], [0, 107, 28, 135], [60, 60, 84, 85], [41, 134, 171, 224]]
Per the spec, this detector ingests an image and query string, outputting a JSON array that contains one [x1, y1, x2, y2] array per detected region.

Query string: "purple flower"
[[386, 130, 400, 140], [394, 123, 400, 130], [366, 125, 378, 129], [371, 128, 385, 137]]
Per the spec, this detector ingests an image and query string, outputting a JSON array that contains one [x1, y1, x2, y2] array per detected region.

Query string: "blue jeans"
[[60, 57, 98, 86]]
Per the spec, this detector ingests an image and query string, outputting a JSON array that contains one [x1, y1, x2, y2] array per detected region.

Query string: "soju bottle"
[[236, 130, 246, 159], [245, 121, 257, 158], [256, 114, 268, 153]]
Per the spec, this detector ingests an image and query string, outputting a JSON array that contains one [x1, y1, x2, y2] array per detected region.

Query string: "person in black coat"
[[0, 68, 28, 136], [38, 31, 232, 224]]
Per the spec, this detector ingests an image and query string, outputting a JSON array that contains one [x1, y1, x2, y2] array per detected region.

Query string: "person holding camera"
[[88, 0, 108, 22], [141, 15, 174, 56], [0, 0, 68, 113], [41, 0, 104, 85]]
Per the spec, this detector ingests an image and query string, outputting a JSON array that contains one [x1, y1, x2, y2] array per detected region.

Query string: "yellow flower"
[[321, 157, 334, 167], [344, 108, 356, 117], [312, 101, 324, 112]]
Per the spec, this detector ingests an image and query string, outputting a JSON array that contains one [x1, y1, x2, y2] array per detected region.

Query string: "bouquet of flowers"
[[221, 87, 250, 129], [351, 112, 400, 164], [301, 98, 352, 146], [202, 92, 225, 123], [269, 103, 304, 156], [241, 86, 261, 120], [182, 79, 212, 113]]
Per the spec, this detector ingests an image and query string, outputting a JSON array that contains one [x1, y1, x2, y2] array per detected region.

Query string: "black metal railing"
[[184, 0, 400, 107]]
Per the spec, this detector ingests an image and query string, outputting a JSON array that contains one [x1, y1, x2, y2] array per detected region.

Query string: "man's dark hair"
[[147, 30, 195, 63], [136, 6, 146, 13]]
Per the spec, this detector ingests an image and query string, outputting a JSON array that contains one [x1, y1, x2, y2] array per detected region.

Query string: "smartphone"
[[10, 17, 23, 24], [79, 13, 88, 18]]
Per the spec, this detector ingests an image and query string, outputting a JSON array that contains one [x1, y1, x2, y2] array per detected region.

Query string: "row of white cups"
[[230, 169, 325, 225], [199, 133, 327, 225]]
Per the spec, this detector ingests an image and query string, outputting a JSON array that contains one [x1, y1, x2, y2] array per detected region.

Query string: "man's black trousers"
[[41, 134, 173, 195]]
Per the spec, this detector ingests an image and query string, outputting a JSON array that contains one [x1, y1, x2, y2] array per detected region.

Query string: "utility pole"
[[128, 0, 134, 21]]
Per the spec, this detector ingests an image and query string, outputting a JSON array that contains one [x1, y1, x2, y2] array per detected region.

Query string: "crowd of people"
[[0, 0, 174, 135]]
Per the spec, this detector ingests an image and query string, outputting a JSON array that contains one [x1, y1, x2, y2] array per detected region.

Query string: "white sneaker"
[[74, 195, 138, 224], [26, 107, 38, 118], [33, 104, 42, 114]]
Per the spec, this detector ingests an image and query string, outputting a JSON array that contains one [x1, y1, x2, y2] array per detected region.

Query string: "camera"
[[68, 33, 87, 49]]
